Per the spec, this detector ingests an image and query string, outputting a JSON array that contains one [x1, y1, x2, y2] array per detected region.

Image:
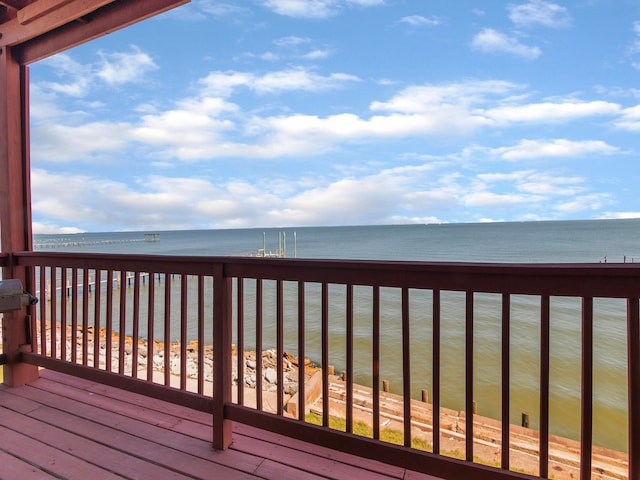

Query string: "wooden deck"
[[0, 369, 442, 480]]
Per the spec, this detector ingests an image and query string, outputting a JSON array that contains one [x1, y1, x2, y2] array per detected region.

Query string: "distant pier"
[[35, 233, 160, 249], [38, 271, 175, 301]]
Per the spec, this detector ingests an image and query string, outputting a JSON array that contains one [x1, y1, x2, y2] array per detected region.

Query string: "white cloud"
[[371, 80, 520, 113], [508, 0, 572, 28], [38, 54, 93, 98], [31, 73, 629, 165], [96, 47, 158, 86], [630, 21, 640, 55], [32, 121, 132, 162], [266, 37, 333, 61], [481, 100, 621, 124], [37, 46, 158, 99], [463, 191, 538, 208], [399, 15, 440, 28], [555, 194, 608, 213], [199, 67, 360, 96], [274, 36, 310, 47], [615, 105, 640, 131], [490, 139, 618, 160], [601, 211, 640, 220], [32, 222, 85, 235], [471, 28, 541, 59], [199, 1, 249, 16], [260, 0, 383, 18]]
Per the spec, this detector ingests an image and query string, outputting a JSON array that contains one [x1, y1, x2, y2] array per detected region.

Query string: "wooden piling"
[[422, 389, 429, 403]]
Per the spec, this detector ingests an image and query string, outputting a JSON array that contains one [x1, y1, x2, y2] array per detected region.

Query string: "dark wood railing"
[[3, 251, 639, 480]]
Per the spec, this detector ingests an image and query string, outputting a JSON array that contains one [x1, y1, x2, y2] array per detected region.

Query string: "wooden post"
[[212, 265, 232, 449], [522, 412, 530, 428], [0, 46, 38, 386], [383, 379, 390, 392], [421, 389, 429, 403]]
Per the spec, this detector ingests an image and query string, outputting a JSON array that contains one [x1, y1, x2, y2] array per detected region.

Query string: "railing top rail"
[[12, 251, 640, 298]]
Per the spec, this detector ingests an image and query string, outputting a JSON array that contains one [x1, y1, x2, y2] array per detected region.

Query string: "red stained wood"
[[0, 448, 57, 479], [1, 0, 113, 46], [0, 371, 444, 480]]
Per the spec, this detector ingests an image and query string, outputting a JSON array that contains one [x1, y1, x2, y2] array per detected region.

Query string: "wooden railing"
[[3, 251, 640, 480]]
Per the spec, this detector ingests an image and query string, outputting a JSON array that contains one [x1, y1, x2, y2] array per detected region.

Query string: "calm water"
[[34, 219, 640, 452]]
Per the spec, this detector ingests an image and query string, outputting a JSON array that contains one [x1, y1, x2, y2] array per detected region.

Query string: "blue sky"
[[28, 0, 640, 233]]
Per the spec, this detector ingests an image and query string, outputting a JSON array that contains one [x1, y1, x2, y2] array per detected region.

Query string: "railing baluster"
[[628, 297, 640, 480], [346, 284, 354, 434], [540, 295, 550, 478], [322, 282, 329, 428], [146, 272, 155, 382], [132, 271, 140, 378], [180, 274, 188, 390], [373, 285, 380, 440], [581, 297, 594, 480], [118, 270, 127, 375], [106, 269, 113, 371], [93, 269, 101, 369], [49, 267, 56, 358], [501, 293, 511, 470], [61, 268, 67, 362], [297, 281, 306, 421], [236, 277, 244, 404], [432, 289, 441, 455], [71, 268, 78, 363], [82, 268, 89, 366], [197, 275, 204, 396], [402, 287, 411, 448], [256, 278, 263, 410], [39, 266, 47, 357], [164, 274, 171, 386], [465, 291, 474, 462], [276, 280, 284, 415]]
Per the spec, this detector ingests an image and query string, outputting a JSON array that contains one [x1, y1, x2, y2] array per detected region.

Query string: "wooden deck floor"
[[0, 370, 442, 480]]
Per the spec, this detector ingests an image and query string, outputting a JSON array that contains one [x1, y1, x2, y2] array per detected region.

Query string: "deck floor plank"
[[0, 405, 192, 480], [0, 448, 59, 480], [0, 370, 446, 480], [0, 423, 124, 480], [2, 384, 265, 477], [229, 433, 403, 480], [233, 423, 407, 478]]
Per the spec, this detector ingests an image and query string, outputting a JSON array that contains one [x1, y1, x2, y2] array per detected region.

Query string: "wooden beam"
[[0, 0, 31, 11], [18, 0, 75, 25], [17, 0, 189, 64], [0, 0, 114, 47]]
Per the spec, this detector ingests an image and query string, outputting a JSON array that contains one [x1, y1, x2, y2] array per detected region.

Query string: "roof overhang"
[[1, 0, 189, 64]]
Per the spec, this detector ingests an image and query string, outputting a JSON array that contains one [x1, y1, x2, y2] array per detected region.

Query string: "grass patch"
[[305, 412, 430, 451]]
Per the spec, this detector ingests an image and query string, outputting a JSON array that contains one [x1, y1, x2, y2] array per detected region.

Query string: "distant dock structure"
[[245, 231, 297, 258], [35, 232, 160, 249]]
